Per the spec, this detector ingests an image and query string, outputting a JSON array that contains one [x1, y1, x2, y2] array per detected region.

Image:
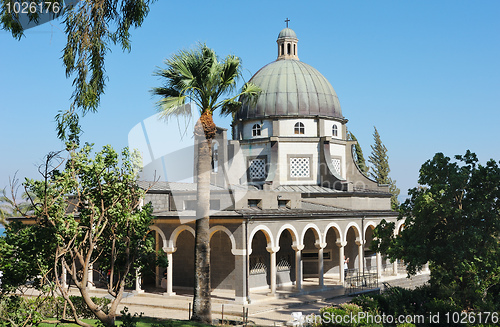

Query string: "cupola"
[[277, 20, 299, 60]]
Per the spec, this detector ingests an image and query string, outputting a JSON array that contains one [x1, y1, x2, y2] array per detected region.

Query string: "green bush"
[[351, 295, 380, 313], [0, 294, 111, 324], [0, 295, 45, 325]]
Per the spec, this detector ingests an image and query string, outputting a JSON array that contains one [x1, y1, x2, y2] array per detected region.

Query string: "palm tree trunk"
[[191, 111, 215, 324]]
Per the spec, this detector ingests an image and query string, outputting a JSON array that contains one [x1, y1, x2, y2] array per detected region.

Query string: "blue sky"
[[1, 0, 499, 201]]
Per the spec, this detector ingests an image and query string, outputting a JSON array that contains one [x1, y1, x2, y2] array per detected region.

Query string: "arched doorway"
[[210, 230, 235, 290], [276, 228, 295, 287], [364, 225, 376, 273], [249, 230, 271, 290], [173, 230, 195, 288], [345, 225, 361, 275], [302, 228, 320, 278], [324, 225, 341, 283]]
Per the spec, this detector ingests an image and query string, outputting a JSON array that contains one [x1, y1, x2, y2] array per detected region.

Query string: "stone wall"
[[145, 193, 169, 213]]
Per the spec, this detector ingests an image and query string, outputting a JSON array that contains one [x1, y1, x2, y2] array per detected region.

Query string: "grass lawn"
[[38, 317, 213, 327]]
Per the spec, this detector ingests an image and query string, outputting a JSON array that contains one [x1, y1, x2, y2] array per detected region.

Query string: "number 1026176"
[[5, 1, 61, 15], [445, 312, 498, 324]]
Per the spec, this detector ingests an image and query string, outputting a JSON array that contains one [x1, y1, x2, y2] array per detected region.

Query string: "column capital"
[[336, 241, 347, 247], [315, 242, 327, 249], [266, 246, 280, 253], [292, 244, 304, 251], [355, 240, 366, 246], [231, 249, 248, 256], [163, 247, 177, 254]]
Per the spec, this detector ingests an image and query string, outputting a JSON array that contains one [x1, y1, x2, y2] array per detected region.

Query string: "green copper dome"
[[238, 59, 342, 120], [278, 27, 297, 39]]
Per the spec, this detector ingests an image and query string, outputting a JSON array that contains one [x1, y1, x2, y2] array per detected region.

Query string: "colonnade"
[[129, 220, 405, 302]]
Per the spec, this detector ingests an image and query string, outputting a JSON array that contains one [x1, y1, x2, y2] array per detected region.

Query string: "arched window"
[[332, 124, 338, 137], [252, 124, 261, 136], [281, 44, 284, 56], [287, 43, 291, 55], [212, 142, 218, 172], [294, 122, 305, 135], [294, 44, 296, 55]]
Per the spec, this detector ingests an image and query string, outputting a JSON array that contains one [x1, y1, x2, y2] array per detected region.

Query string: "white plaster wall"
[[278, 142, 320, 185], [241, 143, 269, 158], [227, 144, 246, 185], [278, 118, 317, 137], [242, 120, 273, 139], [329, 143, 346, 179]]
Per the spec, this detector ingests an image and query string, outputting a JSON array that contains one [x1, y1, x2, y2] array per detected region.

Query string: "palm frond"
[[219, 82, 261, 116], [220, 99, 242, 117], [156, 96, 192, 120]]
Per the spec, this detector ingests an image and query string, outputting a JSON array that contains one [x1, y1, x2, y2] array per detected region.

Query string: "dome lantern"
[[277, 19, 298, 60]]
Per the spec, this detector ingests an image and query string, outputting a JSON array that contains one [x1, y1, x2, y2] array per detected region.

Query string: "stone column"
[[87, 264, 95, 290], [232, 249, 248, 304], [292, 244, 304, 291], [393, 260, 398, 276], [134, 268, 144, 293], [356, 240, 364, 274], [155, 233, 161, 288], [163, 247, 176, 296], [266, 246, 280, 295], [315, 242, 327, 287], [376, 252, 382, 278], [337, 241, 346, 284]]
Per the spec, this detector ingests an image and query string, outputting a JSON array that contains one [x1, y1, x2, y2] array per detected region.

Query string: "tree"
[[372, 151, 500, 310], [1, 0, 156, 139], [151, 44, 260, 324], [348, 131, 369, 175], [0, 179, 34, 226], [368, 126, 400, 209], [0, 144, 164, 326]]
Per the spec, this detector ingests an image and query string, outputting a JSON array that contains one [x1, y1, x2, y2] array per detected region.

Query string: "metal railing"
[[344, 271, 379, 295]]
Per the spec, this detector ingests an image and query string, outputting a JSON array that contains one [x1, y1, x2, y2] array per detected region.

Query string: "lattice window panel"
[[332, 158, 341, 175], [290, 157, 310, 178], [249, 159, 266, 180]]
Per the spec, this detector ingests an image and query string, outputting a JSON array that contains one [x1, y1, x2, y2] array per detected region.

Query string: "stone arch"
[[169, 225, 195, 249], [344, 222, 361, 243], [209, 225, 236, 252], [323, 222, 342, 244], [301, 223, 322, 280], [363, 221, 378, 273], [275, 224, 299, 247], [344, 222, 362, 272], [248, 225, 274, 254], [363, 221, 378, 237], [323, 222, 343, 278], [210, 228, 235, 290], [275, 225, 296, 287], [172, 227, 195, 288], [149, 225, 168, 249], [395, 220, 405, 236], [300, 223, 322, 245]]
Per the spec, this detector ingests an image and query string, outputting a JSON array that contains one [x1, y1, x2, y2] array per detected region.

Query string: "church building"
[[140, 26, 401, 304]]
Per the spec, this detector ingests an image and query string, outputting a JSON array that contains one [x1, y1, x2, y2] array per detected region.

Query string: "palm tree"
[[151, 44, 259, 323]]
